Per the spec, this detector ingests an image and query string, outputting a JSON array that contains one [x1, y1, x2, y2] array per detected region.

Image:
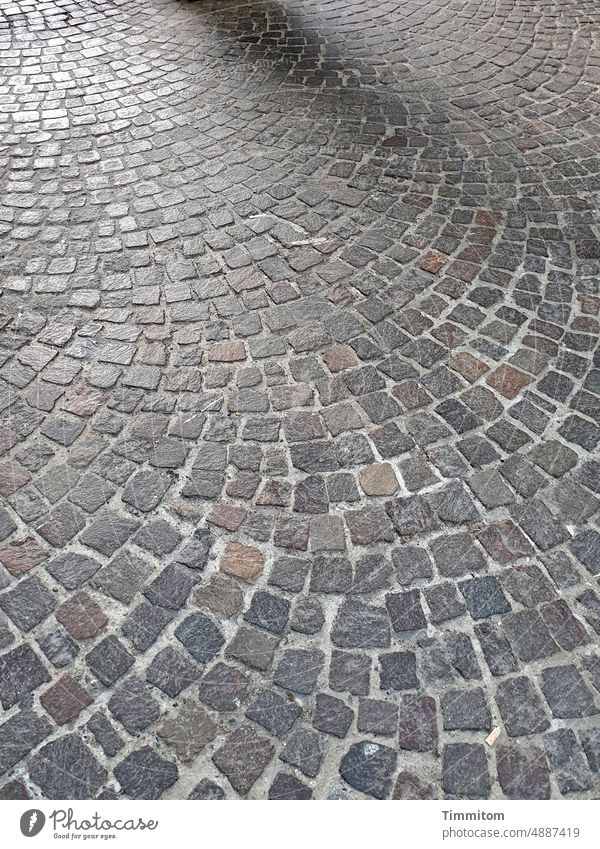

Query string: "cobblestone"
[[0, 0, 599, 801]]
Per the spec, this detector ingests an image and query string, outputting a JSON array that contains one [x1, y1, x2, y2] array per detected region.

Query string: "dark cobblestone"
[[114, 747, 177, 800], [544, 729, 592, 795], [268, 772, 312, 800], [495, 676, 550, 737], [108, 676, 160, 734], [198, 663, 249, 712], [339, 741, 397, 799], [0, 709, 51, 776], [443, 744, 490, 798], [539, 665, 598, 718], [246, 690, 302, 738], [212, 724, 273, 795], [29, 735, 107, 800], [496, 745, 551, 800], [0, 644, 50, 709], [280, 727, 326, 777]]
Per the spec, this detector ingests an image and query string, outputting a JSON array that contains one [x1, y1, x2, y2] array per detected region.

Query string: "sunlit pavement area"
[[1, 0, 600, 800]]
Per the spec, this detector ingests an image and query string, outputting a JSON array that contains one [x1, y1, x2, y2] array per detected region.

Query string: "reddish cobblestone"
[[220, 542, 265, 583], [40, 675, 93, 725], [56, 593, 108, 640]]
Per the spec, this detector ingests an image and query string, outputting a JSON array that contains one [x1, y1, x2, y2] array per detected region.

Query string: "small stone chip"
[[485, 726, 501, 747]]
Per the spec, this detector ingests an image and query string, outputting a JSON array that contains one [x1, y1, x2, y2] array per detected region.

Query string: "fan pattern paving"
[[0, 0, 600, 800]]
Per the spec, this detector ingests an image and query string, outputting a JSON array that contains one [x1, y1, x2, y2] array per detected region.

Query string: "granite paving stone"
[[0, 0, 598, 801]]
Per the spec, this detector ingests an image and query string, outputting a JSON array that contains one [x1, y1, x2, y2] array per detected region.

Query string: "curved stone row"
[[0, 0, 599, 801]]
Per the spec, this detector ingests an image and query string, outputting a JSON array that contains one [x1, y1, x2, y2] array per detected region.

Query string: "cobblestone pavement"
[[0, 0, 600, 802]]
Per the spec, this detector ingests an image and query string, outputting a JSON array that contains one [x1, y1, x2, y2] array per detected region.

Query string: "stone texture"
[[108, 676, 160, 734], [0, 576, 56, 632], [398, 695, 438, 752], [220, 541, 265, 583], [339, 741, 397, 799], [359, 464, 399, 496], [0, 710, 51, 776], [40, 674, 93, 725], [275, 649, 324, 694], [157, 702, 217, 763], [269, 772, 313, 800], [29, 735, 107, 799], [496, 744, 551, 799], [246, 690, 302, 737], [0, 0, 597, 801], [175, 613, 225, 664], [114, 747, 178, 799], [280, 727, 326, 777], [226, 626, 279, 671], [313, 693, 354, 738], [56, 592, 108, 640], [146, 646, 200, 697], [443, 743, 491, 798], [332, 601, 391, 647], [0, 644, 50, 709], [539, 665, 597, 718], [212, 724, 273, 794], [198, 663, 249, 712], [496, 676, 550, 737]]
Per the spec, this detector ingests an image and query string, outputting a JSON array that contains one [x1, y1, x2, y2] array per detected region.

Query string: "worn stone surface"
[[29, 734, 107, 800], [108, 676, 160, 734], [157, 702, 217, 763], [0, 710, 51, 776], [496, 744, 551, 800], [0, 644, 50, 709], [339, 741, 397, 799], [212, 724, 273, 795], [268, 772, 313, 800], [443, 743, 491, 798], [280, 727, 326, 777], [40, 674, 93, 725], [246, 689, 302, 737], [0, 0, 598, 801], [114, 747, 178, 800]]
